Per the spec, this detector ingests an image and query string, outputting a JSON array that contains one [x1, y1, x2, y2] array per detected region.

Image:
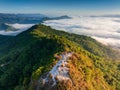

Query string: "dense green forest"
[[0, 24, 120, 90]]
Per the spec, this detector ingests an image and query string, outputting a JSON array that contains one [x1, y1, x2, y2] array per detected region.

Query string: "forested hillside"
[[0, 24, 120, 90]]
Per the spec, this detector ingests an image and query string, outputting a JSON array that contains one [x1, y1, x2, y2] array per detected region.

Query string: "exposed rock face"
[[37, 52, 73, 90]]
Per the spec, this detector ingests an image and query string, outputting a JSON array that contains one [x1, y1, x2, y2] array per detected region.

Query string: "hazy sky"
[[0, 0, 120, 15]]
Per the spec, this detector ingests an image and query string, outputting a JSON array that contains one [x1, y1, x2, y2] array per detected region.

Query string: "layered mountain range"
[[0, 13, 71, 36]]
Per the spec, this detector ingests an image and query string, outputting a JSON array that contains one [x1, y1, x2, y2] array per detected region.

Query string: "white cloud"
[[0, 23, 34, 36], [92, 36, 120, 47], [43, 16, 120, 48]]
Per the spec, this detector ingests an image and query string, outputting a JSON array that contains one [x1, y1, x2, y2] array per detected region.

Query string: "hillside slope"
[[0, 24, 120, 90]]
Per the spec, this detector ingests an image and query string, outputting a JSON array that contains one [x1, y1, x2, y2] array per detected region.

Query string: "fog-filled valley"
[[0, 23, 34, 36], [1, 14, 120, 50], [43, 15, 120, 49]]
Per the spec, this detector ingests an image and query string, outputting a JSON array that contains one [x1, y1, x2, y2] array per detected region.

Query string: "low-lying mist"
[[0, 23, 34, 36], [43, 16, 120, 49]]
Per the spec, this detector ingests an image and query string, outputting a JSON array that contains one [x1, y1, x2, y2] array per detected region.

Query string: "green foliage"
[[32, 66, 44, 80], [66, 53, 111, 90], [36, 24, 120, 60], [0, 24, 119, 90]]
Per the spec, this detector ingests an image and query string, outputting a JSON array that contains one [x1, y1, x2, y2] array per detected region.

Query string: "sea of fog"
[[0, 16, 120, 49], [0, 23, 34, 36], [43, 16, 120, 48]]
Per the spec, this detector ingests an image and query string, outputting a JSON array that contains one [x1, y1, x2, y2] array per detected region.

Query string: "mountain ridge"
[[0, 24, 120, 90]]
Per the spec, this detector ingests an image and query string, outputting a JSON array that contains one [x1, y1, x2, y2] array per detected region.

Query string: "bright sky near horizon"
[[0, 0, 120, 15]]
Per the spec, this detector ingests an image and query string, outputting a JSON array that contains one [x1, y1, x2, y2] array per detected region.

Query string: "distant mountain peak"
[[43, 15, 71, 21]]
